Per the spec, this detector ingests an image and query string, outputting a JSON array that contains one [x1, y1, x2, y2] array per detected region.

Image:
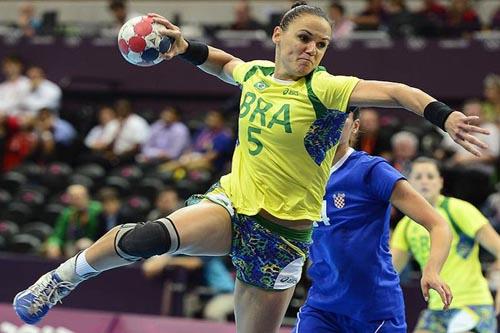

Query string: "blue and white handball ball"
[[117, 15, 172, 67]]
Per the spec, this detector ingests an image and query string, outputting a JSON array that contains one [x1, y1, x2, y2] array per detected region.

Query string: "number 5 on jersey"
[[248, 126, 263, 156]]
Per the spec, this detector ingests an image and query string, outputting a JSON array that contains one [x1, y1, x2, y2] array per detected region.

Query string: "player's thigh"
[[168, 201, 232, 256], [234, 279, 295, 333]]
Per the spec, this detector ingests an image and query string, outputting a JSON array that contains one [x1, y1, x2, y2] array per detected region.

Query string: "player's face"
[[409, 162, 443, 202], [273, 14, 331, 79]]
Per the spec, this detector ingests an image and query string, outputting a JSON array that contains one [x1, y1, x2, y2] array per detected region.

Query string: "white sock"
[[56, 250, 98, 283], [75, 250, 99, 279]]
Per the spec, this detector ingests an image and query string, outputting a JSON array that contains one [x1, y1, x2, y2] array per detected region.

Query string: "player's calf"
[[13, 218, 180, 324]]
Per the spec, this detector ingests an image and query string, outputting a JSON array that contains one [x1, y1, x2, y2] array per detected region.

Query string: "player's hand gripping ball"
[[118, 15, 172, 67]]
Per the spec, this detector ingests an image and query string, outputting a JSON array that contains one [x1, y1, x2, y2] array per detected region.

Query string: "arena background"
[[0, 0, 499, 332]]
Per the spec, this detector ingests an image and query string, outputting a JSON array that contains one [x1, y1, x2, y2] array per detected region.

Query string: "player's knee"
[[114, 218, 180, 261]]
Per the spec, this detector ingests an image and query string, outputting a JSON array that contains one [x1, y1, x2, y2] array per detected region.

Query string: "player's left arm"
[[390, 179, 453, 309], [349, 80, 490, 156], [475, 223, 500, 315]]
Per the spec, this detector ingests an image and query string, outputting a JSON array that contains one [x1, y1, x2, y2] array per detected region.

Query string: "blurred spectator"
[[87, 99, 149, 169], [483, 190, 500, 232], [353, 0, 389, 31], [143, 255, 234, 321], [138, 106, 190, 165], [147, 187, 182, 221], [354, 108, 392, 158], [97, 187, 124, 237], [161, 110, 234, 174], [109, 99, 149, 163], [445, 0, 481, 38], [45, 184, 103, 259], [491, 6, 500, 30], [2, 116, 37, 171], [415, 0, 447, 37], [439, 99, 498, 206], [229, 0, 264, 31], [0, 114, 22, 169], [16, 2, 41, 38], [103, 0, 141, 37], [390, 130, 419, 175], [329, 1, 355, 39], [31, 108, 76, 163], [0, 56, 30, 117], [84, 106, 119, 151], [481, 74, 500, 125], [385, 0, 416, 38], [18, 66, 62, 118]]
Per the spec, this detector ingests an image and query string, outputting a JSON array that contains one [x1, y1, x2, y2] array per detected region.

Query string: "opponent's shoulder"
[[350, 150, 392, 171], [233, 60, 275, 83]]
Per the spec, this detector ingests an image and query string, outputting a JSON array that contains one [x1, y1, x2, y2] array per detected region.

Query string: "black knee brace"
[[114, 218, 180, 261]]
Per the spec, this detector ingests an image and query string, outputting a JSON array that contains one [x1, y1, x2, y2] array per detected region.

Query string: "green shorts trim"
[[252, 214, 312, 243]]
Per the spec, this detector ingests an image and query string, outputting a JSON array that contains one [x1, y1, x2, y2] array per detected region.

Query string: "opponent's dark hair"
[[280, 1, 331, 31], [348, 106, 360, 120]]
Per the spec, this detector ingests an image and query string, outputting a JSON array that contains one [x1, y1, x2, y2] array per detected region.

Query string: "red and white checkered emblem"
[[333, 193, 345, 209]]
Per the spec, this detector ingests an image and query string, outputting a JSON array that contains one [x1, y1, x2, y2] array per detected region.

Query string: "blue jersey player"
[[293, 109, 453, 332]]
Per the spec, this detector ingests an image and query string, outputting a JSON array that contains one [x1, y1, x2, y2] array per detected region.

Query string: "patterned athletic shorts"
[[186, 183, 312, 290], [415, 305, 497, 333]]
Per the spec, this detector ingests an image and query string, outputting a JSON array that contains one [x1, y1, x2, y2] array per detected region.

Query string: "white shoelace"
[[27, 276, 75, 315]]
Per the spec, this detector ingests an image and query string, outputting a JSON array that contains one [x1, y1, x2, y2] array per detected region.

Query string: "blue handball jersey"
[[305, 148, 406, 322]]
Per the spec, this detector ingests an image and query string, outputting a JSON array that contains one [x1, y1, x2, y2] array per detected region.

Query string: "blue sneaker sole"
[[13, 291, 42, 325]]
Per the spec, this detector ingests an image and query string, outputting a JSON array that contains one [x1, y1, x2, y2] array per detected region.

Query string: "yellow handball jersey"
[[391, 195, 493, 310], [219, 60, 359, 221]]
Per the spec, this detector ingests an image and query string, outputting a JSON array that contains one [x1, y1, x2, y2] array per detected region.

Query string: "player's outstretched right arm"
[[150, 13, 243, 85]]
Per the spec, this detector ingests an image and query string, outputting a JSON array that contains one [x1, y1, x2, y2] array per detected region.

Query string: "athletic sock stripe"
[[159, 217, 180, 253], [113, 224, 141, 262]]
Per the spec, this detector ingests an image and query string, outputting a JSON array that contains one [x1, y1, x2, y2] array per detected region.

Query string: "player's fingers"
[[458, 123, 490, 135], [432, 285, 448, 309], [444, 284, 453, 306], [440, 285, 452, 310], [151, 16, 177, 30], [456, 131, 488, 150], [147, 13, 166, 20], [453, 135, 482, 157], [421, 282, 429, 302]]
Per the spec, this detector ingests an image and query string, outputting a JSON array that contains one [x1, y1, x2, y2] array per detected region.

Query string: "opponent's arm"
[[475, 223, 500, 315], [150, 13, 243, 85], [390, 180, 453, 309], [349, 80, 490, 156]]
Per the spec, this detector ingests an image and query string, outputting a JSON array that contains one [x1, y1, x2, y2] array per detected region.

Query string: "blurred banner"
[[0, 304, 115, 333], [0, 304, 292, 333]]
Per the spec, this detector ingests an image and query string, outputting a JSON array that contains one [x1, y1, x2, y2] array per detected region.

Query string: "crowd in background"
[[0, 0, 499, 325], [3, 0, 500, 40]]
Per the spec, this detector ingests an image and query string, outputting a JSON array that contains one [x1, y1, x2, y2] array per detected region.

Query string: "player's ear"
[[272, 26, 282, 45], [352, 119, 360, 135]]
